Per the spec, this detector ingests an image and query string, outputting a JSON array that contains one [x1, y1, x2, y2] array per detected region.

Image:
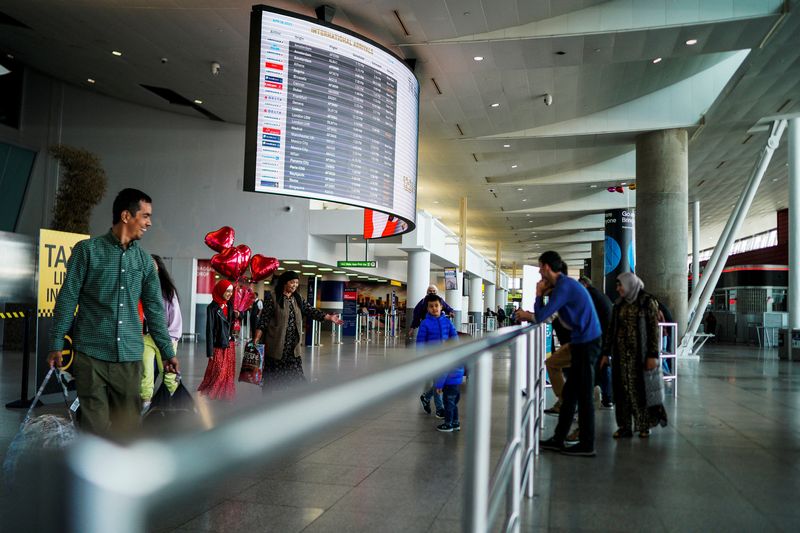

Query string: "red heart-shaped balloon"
[[234, 285, 256, 313], [249, 255, 280, 282], [204, 226, 235, 253], [211, 246, 250, 280]]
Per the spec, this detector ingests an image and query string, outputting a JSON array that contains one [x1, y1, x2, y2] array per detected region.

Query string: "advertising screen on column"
[[244, 6, 419, 236]]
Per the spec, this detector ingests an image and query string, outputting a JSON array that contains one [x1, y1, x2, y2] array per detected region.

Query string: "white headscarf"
[[617, 272, 644, 304], [427, 284, 438, 294]]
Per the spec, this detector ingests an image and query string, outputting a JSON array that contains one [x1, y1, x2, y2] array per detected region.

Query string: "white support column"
[[469, 275, 484, 327], [405, 249, 431, 330], [484, 281, 496, 315], [789, 118, 800, 331], [692, 201, 700, 293], [446, 271, 463, 326]]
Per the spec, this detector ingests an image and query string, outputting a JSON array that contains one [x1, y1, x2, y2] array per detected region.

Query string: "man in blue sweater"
[[417, 294, 461, 432], [518, 251, 602, 456]]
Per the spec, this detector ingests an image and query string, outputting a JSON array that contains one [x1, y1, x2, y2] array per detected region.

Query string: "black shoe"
[[435, 409, 445, 419], [452, 422, 461, 432], [436, 423, 454, 433], [600, 402, 614, 410], [539, 437, 564, 451], [560, 443, 596, 457], [420, 395, 431, 414]]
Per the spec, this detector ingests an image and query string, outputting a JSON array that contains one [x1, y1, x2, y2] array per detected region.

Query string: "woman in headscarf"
[[253, 271, 343, 390], [601, 272, 667, 438], [198, 279, 237, 401]]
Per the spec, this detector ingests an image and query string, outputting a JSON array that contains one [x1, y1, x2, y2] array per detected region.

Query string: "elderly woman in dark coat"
[[252, 271, 343, 390], [601, 272, 667, 438]]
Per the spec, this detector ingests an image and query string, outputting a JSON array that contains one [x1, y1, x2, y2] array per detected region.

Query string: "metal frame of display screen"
[[244, 5, 419, 236]]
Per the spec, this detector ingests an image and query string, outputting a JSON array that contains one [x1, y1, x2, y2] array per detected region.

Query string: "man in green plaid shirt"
[[48, 188, 179, 437]]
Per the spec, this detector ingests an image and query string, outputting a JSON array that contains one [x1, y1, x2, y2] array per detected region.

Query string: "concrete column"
[[446, 270, 463, 326], [692, 201, 700, 293], [405, 249, 431, 330], [496, 288, 506, 311], [468, 275, 484, 326], [484, 281, 496, 315], [636, 128, 689, 337], [789, 118, 800, 330], [590, 241, 604, 294]]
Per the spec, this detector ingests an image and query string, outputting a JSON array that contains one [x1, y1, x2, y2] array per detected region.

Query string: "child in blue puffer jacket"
[[417, 294, 462, 432]]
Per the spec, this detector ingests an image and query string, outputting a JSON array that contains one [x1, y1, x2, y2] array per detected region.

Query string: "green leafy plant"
[[49, 145, 107, 233]]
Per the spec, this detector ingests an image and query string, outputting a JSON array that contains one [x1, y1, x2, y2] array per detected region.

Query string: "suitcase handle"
[[21, 366, 75, 427]]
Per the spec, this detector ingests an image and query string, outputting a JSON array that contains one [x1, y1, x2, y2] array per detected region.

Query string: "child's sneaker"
[[419, 394, 431, 414], [435, 409, 445, 419], [436, 423, 454, 432]]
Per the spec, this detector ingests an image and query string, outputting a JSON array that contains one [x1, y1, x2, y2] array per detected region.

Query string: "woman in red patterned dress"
[[198, 279, 237, 401]]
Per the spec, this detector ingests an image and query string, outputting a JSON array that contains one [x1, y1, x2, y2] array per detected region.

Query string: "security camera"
[[543, 93, 553, 106], [160, 57, 168, 64], [211, 62, 221, 76], [283, 205, 293, 212], [488, 188, 496, 193]]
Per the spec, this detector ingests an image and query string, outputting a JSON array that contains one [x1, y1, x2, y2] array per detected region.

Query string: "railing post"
[[526, 329, 536, 499], [507, 336, 524, 531], [464, 351, 492, 533]]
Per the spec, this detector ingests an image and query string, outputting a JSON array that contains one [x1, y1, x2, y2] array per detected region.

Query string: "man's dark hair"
[[112, 188, 152, 224], [538, 250, 564, 274], [424, 293, 443, 304]]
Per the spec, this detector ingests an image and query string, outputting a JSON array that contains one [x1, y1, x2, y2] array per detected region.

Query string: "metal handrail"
[[54, 323, 547, 533]]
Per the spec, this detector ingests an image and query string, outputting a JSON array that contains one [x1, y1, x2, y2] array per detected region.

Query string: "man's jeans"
[[442, 384, 461, 426], [422, 386, 444, 412], [595, 359, 612, 405], [554, 337, 602, 447]]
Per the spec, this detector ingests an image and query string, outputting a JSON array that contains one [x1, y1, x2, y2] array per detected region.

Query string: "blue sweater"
[[533, 275, 601, 344], [416, 313, 463, 389]]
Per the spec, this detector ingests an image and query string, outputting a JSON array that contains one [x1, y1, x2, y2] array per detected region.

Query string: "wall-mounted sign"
[[444, 268, 458, 290], [337, 260, 376, 268]]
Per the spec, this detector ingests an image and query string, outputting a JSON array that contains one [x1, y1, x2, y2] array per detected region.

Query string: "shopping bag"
[[143, 379, 198, 426], [643, 365, 665, 407], [238, 343, 264, 385]]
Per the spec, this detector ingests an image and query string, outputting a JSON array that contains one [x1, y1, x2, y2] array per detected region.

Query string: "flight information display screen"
[[244, 6, 419, 235]]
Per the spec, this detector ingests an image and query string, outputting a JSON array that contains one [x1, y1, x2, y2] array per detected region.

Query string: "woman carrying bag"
[[198, 279, 237, 401], [601, 272, 668, 439]]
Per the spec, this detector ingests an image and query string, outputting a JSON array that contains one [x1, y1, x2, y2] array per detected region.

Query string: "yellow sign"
[[37, 229, 89, 318]]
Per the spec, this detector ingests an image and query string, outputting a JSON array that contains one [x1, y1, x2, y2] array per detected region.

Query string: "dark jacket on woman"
[[206, 300, 234, 357], [257, 292, 327, 361]]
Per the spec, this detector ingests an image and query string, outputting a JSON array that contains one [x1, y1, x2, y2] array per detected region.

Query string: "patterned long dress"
[[259, 294, 326, 391], [608, 294, 660, 432]]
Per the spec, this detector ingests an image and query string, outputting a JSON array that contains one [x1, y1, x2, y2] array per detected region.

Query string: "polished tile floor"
[[1, 337, 798, 532]]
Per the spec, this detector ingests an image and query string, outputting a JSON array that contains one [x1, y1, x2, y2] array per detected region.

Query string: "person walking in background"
[[416, 294, 461, 432], [496, 306, 507, 326], [579, 276, 614, 409], [140, 254, 182, 414], [249, 287, 263, 340], [198, 279, 237, 401], [253, 271, 342, 391], [47, 188, 178, 438], [410, 285, 454, 330], [602, 272, 667, 439]]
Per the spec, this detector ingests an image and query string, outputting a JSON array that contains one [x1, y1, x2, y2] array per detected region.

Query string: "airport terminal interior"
[[1, 0, 800, 532]]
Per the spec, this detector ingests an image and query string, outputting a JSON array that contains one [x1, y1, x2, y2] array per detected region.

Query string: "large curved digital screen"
[[244, 6, 419, 236]]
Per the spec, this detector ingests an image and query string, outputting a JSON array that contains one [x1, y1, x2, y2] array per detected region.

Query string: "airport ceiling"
[[1, 0, 798, 271]]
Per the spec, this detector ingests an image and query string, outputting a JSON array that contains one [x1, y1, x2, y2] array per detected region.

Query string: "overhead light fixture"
[[368, 277, 378, 281], [685, 39, 698, 46], [772, 178, 779, 182], [590, 184, 598, 188], [503, 144, 510, 148], [87, 78, 96, 84], [378, 279, 388, 283], [302, 264, 316, 268], [652, 57, 662, 64], [351, 237, 357, 241], [318, 267, 333, 271], [511, 165, 518, 169], [358, 275, 368, 279], [522, 198, 527, 202], [301, 272, 315, 276], [333, 270, 346, 274], [276, 267, 285, 271], [112, 50, 123, 57], [433, 200, 440, 204], [193, 99, 203, 104], [517, 188, 523, 191], [621, 182, 627, 185], [283, 260, 300, 264], [526, 214, 531, 217], [490, 103, 500, 108], [473, 56, 484, 61]]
